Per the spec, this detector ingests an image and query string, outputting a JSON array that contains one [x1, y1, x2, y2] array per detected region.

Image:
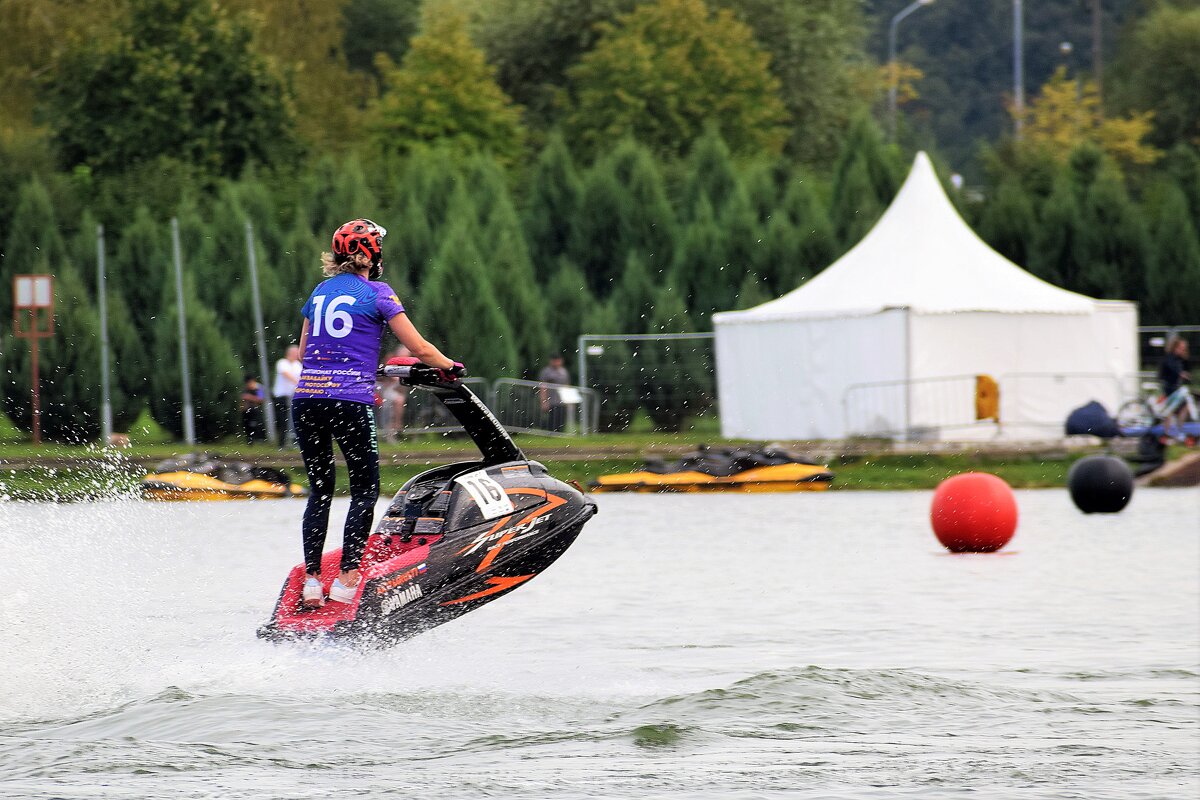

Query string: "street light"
[[888, 0, 936, 141]]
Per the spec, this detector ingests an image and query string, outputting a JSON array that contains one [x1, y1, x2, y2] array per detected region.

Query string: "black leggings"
[[293, 398, 380, 575]]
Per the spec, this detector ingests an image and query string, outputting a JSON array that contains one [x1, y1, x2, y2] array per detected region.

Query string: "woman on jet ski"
[[293, 219, 461, 608]]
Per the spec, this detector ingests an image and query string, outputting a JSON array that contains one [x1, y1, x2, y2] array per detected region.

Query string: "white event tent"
[[713, 152, 1138, 441]]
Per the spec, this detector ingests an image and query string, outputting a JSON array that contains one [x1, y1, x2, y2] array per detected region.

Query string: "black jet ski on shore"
[[257, 359, 598, 646]]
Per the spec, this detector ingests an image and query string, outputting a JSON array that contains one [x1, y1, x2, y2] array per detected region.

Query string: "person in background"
[[1158, 335, 1192, 441], [293, 218, 460, 609], [241, 374, 266, 444], [272, 344, 302, 447], [538, 353, 570, 433]]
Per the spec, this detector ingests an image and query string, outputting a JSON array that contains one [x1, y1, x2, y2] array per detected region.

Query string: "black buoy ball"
[[1067, 455, 1134, 513]]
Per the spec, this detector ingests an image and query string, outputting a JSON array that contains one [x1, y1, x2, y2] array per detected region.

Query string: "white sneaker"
[[302, 576, 324, 608], [328, 577, 360, 604]]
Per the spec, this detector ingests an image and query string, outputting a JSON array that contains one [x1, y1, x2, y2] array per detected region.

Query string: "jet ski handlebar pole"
[[379, 364, 525, 465]]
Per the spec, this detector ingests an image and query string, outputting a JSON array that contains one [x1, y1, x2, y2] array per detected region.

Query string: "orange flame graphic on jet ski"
[[456, 489, 568, 573]]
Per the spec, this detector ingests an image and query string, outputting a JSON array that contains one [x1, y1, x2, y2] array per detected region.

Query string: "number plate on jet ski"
[[455, 469, 515, 520]]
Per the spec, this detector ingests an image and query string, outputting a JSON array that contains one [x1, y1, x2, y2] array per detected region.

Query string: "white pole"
[[171, 217, 196, 446], [96, 223, 113, 443], [245, 221, 277, 443]]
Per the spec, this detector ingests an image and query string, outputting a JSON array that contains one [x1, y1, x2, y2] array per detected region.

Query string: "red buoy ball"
[[930, 472, 1018, 553]]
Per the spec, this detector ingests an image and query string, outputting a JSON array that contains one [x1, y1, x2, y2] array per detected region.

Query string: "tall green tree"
[[829, 117, 900, 246], [680, 127, 740, 222], [1028, 175, 1079, 287], [1113, 3, 1200, 150], [639, 288, 710, 431], [713, 0, 870, 164], [544, 257, 595, 357], [150, 279, 242, 441], [978, 178, 1037, 268], [525, 132, 584, 283], [417, 216, 520, 381], [1, 178, 69, 313], [673, 196, 733, 325], [565, 0, 789, 157], [371, 6, 526, 164], [43, 0, 296, 177], [114, 206, 170, 339], [1078, 165, 1149, 300], [473, 0, 638, 128], [342, 0, 423, 81], [1145, 184, 1200, 325]]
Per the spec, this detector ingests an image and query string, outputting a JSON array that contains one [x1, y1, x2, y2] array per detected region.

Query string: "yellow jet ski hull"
[[140, 471, 305, 501], [591, 462, 834, 493]]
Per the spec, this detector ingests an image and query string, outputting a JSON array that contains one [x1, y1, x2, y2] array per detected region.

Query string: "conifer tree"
[[388, 194, 432, 295], [782, 176, 837, 284], [525, 132, 583, 283], [149, 279, 242, 441], [721, 188, 764, 307], [417, 217, 519, 381], [673, 196, 732, 325], [640, 288, 710, 431], [75, 211, 148, 429], [680, 127, 739, 222], [480, 186, 551, 372], [1146, 184, 1200, 324], [114, 205, 170, 338], [303, 155, 381, 237], [735, 272, 771, 310], [1029, 176, 1079, 287], [569, 161, 628, 297], [978, 178, 1037, 268], [2, 178, 68, 313], [611, 250, 658, 334], [1079, 166, 1150, 300], [829, 117, 900, 246], [829, 157, 880, 249], [581, 300, 637, 432], [544, 257, 594, 357], [606, 139, 677, 272]]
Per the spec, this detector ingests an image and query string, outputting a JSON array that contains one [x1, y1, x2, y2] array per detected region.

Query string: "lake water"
[[1, 488, 1197, 799]]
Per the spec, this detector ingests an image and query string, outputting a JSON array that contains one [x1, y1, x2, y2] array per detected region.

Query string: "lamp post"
[[1013, 0, 1025, 139], [888, 0, 936, 141]]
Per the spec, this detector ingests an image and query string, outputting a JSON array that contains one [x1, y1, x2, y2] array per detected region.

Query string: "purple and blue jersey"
[[295, 273, 405, 404]]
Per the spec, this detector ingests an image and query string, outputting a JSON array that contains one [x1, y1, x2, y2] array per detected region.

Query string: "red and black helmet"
[[331, 218, 387, 274]]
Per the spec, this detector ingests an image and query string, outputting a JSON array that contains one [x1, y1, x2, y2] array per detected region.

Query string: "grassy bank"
[[3, 447, 1169, 502]]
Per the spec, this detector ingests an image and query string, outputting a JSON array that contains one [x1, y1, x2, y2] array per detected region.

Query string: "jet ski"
[[257, 359, 598, 646], [591, 444, 834, 493], [140, 453, 305, 501]]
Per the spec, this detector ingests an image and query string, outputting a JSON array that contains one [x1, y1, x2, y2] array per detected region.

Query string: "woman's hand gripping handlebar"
[[380, 356, 466, 387]]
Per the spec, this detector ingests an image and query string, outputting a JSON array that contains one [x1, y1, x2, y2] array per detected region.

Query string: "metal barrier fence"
[[842, 372, 1140, 440], [491, 379, 598, 436], [382, 378, 597, 438], [843, 375, 983, 439], [379, 377, 490, 437]]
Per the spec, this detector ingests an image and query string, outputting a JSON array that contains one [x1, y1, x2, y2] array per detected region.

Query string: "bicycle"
[[1116, 380, 1198, 436]]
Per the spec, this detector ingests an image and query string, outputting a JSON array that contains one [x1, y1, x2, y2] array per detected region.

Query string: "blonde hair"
[[320, 251, 370, 277]]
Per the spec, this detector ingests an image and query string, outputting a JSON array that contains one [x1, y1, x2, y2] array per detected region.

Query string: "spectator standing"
[[538, 354, 571, 432], [241, 375, 267, 444], [1158, 335, 1193, 442], [272, 344, 302, 447], [381, 345, 412, 441]]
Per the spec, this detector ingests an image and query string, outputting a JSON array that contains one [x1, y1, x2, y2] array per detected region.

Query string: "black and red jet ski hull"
[[258, 362, 597, 647]]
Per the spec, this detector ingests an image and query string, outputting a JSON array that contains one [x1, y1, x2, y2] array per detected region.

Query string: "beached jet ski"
[[591, 445, 834, 493], [257, 359, 598, 646], [140, 453, 305, 501]]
